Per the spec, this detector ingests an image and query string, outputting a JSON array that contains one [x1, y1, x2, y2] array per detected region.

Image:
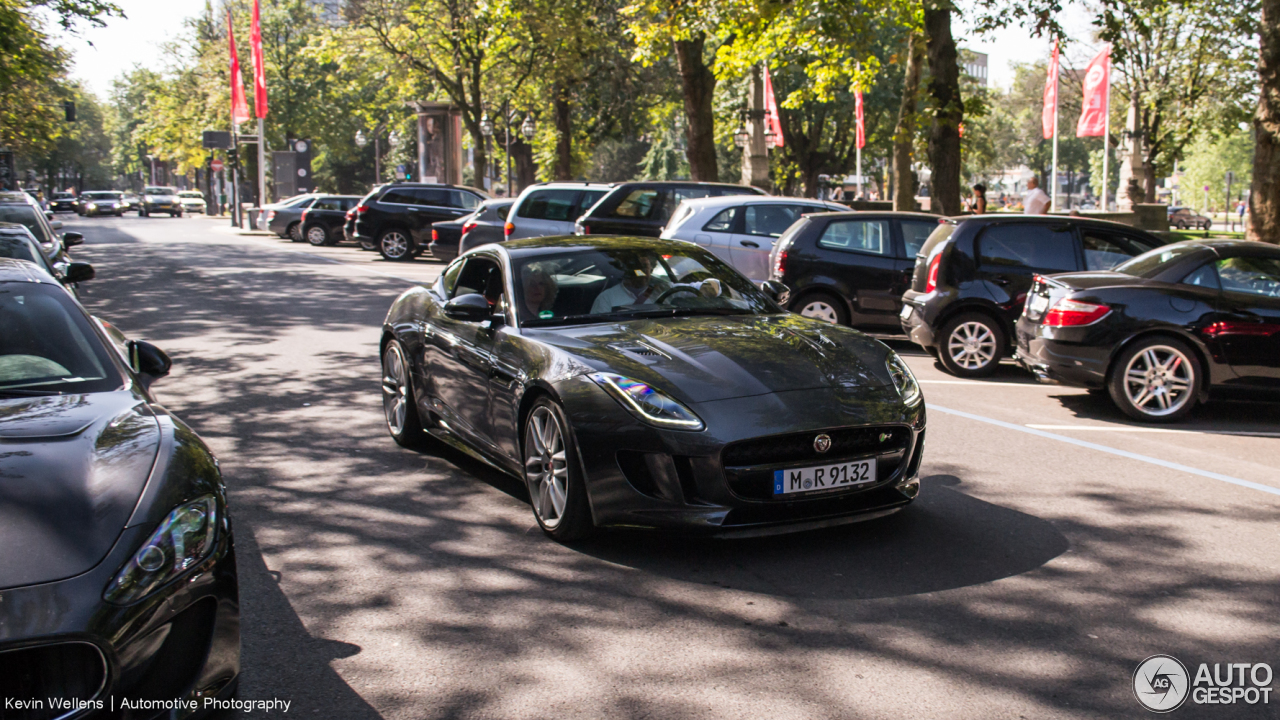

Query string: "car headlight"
[[104, 495, 219, 604], [589, 372, 704, 430], [886, 352, 922, 406], [87, 203, 97, 210]]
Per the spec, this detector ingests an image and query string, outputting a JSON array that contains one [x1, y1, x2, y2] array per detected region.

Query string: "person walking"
[[972, 184, 988, 214], [1024, 177, 1051, 215]]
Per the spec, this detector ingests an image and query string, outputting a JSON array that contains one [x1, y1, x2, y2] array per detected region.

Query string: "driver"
[[521, 265, 559, 318], [591, 253, 671, 314]]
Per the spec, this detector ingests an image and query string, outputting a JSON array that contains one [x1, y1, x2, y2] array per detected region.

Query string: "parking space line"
[[919, 380, 1046, 387], [930, 404, 1280, 498], [1027, 424, 1280, 438]]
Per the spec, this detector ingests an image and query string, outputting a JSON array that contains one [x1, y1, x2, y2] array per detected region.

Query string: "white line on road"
[[930, 404, 1280, 498], [920, 380, 1046, 387], [1026, 424, 1280, 438]]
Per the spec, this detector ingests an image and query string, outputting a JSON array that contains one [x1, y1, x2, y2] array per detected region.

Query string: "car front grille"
[[0, 642, 108, 719], [721, 425, 913, 501]]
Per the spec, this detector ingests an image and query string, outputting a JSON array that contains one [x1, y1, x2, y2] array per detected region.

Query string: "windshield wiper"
[[0, 387, 62, 397]]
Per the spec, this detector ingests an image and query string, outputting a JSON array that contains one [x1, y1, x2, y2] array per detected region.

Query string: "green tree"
[[1182, 127, 1253, 212]]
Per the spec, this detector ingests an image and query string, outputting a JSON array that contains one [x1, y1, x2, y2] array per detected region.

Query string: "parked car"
[[0, 258, 240, 712], [1017, 240, 1280, 421], [0, 190, 79, 262], [49, 191, 77, 212], [120, 192, 141, 212], [76, 190, 125, 217], [266, 193, 322, 241], [379, 236, 924, 541], [505, 182, 613, 241], [0, 222, 94, 289], [574, 181, 767, 238], [300, 195, 361, 246], [900, 216, 1166, 377], [351, 182, 488, 261], [767, 211, 941, 328], [140, 186, 182, 217], [1168, 206, 1212, 230], [179, 190, 207, 214], [662, 196, 847, 284], [428, 198, 515, 262]]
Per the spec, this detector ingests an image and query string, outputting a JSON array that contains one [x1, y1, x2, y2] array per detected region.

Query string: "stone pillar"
[[1116, 93, 1144, 212], [741, 66, 771, 191]]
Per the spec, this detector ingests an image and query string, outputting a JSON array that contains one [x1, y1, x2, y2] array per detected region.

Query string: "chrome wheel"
[[800, 300, 840, 324], [307, 225, 328, 245], [381, 344, 409, 435], [524, 406, 569, 530], [288, 223, 303, 242], [1122, 345, 1194, 417], [381, 231, 410, 259], [947, 321, 997, 370]]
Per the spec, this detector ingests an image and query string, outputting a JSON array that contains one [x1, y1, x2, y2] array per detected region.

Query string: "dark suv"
[[574, 181, 765, 237], [900, 216, 1165, 377], [351, 183, 488, 261]]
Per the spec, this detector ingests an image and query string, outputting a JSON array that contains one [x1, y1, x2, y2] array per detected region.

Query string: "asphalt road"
[[64, 214, 1280, 719]]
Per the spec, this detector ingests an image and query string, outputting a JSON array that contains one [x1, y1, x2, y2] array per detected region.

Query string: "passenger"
[[591, 253, 671, 314], [521, 266, 559, 318]]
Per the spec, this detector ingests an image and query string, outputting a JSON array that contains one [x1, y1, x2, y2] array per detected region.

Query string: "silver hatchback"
[[504, 183, 613, 241]]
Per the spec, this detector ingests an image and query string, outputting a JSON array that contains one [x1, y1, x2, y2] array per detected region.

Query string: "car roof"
[[801, 210, 941, 221], [675, 195, 842, 210], [1172, 239, 1280, 256], [518, 182, 616, 193], [0, 221, 34, 234], [0, 257, 58, 285], [501, 235, 706, 258], [950, 213, 1158, 233], [0, 191, 37, 206]]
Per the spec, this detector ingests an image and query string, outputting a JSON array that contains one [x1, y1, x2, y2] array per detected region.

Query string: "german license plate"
[[899, 304, 913, 321], [773, 458, 877, 496], [1028, 293, 1049, 316]]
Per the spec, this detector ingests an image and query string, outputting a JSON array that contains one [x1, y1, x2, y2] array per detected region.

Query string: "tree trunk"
[[1250, 0, 1280, 244], [674, 35, 718, 182], [513, 139, 537, 191], [924, 1, 963, 216], [553, 82, 573, 181], [1142, 161, 1157, 204], [893, 32, 924, 211]]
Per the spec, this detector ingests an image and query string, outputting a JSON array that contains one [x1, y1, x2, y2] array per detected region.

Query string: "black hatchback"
[[351, 183, 488, 261], [769, 211, 940, 330], [574, 181, 765, 237], [900, 215, 1166, 376]]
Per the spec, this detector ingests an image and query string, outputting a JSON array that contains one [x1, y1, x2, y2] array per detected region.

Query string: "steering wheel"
[[653, 285, 702, 304]]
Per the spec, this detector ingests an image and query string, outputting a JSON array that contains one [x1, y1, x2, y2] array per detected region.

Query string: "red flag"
[[1076, 47, 1111, 137], [1042, 41, 1059, 140], [763, 66, 784, 147], [854, 89, 865, 149], [251, 0, 268, 118], [227, 11, 249, 125]]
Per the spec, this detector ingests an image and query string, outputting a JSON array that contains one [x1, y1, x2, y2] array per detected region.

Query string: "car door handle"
[[992, 278, 1011, 286], [739, 240, 760, 249]]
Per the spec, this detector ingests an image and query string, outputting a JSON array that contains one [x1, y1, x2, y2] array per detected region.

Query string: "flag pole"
[[1101, 55, 1111, 212], [257, 116, 267, 216], [1050, 42, 1059, 213]]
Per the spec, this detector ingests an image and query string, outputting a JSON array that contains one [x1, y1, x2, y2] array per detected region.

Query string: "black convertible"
[[380, 237, 926, 540], [0, 259, 239, 711]]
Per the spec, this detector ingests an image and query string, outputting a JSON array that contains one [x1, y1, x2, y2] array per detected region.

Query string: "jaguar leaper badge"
[[814, 434, 832, 453], [879, 432, 890, 443]]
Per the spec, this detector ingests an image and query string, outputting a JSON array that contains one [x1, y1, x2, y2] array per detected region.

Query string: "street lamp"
[[479, 113, 494, 138], [520, 114, 536, 140], [733, 124, 749, 149]]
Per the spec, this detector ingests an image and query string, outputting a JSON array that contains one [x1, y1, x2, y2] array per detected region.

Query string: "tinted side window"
[[439, 258, 465, 297], [519, 190, 581, 221], [379, 189, 417, 205], [412, 188, 451, 207], [339, 198, 359, 211], [978, 225, 1077, 272], [1081, 231, 1140, 270], [610, 189, 661, 219], [704, 207, 738, 232], [495, 204, 512, 221], [1216, 257, 1280, 298], [743, 205, 810, 238], [576, 190, 607, 216], [452, 191, 480, 210], [312, 198, 342, 211], [900, 221, 936, 258], [453, 257, 504, 304], [1181, 263, 1220, 290], [817, 219, 891, 255]]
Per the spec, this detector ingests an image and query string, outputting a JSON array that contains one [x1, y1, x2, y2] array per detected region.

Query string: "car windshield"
[[0, 205, 52, 245], [1113, 243, 1205, 278], [143, 187, 177, 195], [180, 192, 202, 198], [513, 246, 776, 327], [0, 283, 122, 395]]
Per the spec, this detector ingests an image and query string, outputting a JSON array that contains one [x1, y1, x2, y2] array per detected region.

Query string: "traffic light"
[[226, 148, 239, 170], [64, 102, 76, 122]]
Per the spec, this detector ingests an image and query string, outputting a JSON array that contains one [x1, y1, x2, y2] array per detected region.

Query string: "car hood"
[[0, 391, 160, 590], [530, 314, 893, 403]]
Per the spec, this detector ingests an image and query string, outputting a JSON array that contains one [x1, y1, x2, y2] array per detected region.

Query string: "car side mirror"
[[63, 232, 84, 247], [761, 279, 790, 305], [51, 220, 64, 230], [444, 293, 493, 322], [45, 211, 55, 221], [63, 261, 95, 283], [128, 340, 172, 382]]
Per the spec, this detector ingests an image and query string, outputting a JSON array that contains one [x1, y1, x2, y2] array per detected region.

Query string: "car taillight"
[[301, 210, 308, 222], [773, 249, 787, 278], [432, 229, 439, 241], [1042, 299, 1111, 327], [504, 222, 514, 237], [462, 222, 477, 234], [354, 204, 368, 214], [924, 254, 941, 293], [266, 210, 275, 221]]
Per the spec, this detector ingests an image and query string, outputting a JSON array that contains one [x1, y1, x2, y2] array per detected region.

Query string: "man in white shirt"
[[591, 254, 671, 314], [1023, 177, 1051, 215]]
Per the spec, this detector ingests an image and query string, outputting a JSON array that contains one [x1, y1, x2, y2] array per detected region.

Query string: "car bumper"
[[0, 522, 240, 717], [1014, 317, 1110, 387], [557, 377, 926, 535], [899, 293, 937, 349]]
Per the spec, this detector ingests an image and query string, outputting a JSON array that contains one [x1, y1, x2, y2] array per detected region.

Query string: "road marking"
[[1027, 424, 1280, 438], [930, 404, 1280, 498], [919, 379, 1046, 387]]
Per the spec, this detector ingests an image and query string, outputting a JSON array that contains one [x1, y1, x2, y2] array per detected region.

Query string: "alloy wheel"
[[381, 231, 409, 259], [381, 344, 409, 435], [1122, 345, 1194, 417], [289, 223, 303, 242], [947, 321, 997, 370], [799, 300, 840, 324], [524, 406, 569, 530], [307, 226, 327, 245]]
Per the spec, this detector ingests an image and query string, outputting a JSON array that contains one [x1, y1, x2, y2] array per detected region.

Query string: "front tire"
[[381, 340, 428, 447], [305, 223, 331, 246], [939, 312, 1005, 377], [792, 291, 849, 325], [523, 398, 593, 541], [1107, 337, 1201, 422], [378, 228, 414, 261]]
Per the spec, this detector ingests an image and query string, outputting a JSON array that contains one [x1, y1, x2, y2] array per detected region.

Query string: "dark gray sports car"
[[0, 259, 239, 712], [380, 237, 926, 540]]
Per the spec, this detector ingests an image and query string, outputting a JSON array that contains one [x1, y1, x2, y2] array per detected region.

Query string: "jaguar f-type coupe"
[[0, 259, 239, 715], [380, 237, 926, 540]]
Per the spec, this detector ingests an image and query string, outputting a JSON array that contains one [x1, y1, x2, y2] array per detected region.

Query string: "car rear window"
[[610, 189, 662, 219], [743, 205, 815, 238], [518, 189, 581, 220], [917, 222, 954, 259], [900, 220, 937, 257], [978, 224, 1077, 271], [1114, 244, 1204, 277], [451, 191, 480, 210], [817, 219, 891, 255]]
